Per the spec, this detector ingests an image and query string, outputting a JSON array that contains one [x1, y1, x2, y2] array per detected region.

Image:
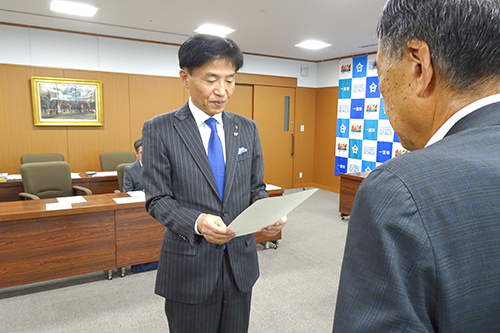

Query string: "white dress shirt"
[[188, 97, 227, 234], [188, 98, 226, 162]]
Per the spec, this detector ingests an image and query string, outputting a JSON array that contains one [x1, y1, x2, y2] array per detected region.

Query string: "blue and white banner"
[[335, 55, 408, 175]]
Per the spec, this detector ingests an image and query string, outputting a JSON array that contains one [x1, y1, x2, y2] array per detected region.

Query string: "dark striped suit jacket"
[[142, 102, 268, 304], [123, 160, 143, 192], [334, 102, 500, 332]]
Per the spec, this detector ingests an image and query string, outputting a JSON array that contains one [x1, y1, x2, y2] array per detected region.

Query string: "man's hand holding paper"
[[197, 214, 236, 245], [260, 216, 287, 237]]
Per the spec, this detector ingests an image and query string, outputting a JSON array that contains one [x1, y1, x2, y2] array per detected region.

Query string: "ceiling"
[[0, 0, 386, 62]]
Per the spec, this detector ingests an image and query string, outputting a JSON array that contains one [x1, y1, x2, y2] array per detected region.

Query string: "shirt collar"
[[188, 97, 223, 127], [425, 93, 500, 147]]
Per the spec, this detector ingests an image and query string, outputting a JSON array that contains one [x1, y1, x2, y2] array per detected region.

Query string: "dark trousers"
[[164, 252, 252, 333]]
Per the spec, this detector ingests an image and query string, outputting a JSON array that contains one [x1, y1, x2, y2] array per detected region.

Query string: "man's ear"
[[406, 39, 434, 97], [179, 69, 189, 88]]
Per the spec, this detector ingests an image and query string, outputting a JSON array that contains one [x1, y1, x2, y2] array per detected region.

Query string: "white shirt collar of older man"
[[425, 93, 500, 147]]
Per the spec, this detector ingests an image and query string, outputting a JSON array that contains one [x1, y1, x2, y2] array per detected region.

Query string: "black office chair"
[[20, 153, 64, 164], [19, 161, 92, 200]]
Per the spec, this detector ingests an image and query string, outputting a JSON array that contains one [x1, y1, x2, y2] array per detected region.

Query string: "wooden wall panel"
[[236, 73, 296, 87], [0, 65, 68, 174], [225, 84, 253, 119], [293, 87, 316, 188], [314, 87, 340, 193], [66, 71, 132, 171], [129, 75, 185, 142], [29, 68, 71, 168]]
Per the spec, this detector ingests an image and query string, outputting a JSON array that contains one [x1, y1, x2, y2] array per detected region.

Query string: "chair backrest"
[[99, 152, 136, 171], [116, 162, 130, 192], [20, 161, 73, 199], [21, 153, 64, 164]]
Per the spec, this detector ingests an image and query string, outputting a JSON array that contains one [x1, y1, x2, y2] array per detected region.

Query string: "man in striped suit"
[[142, 34, 286, 333]]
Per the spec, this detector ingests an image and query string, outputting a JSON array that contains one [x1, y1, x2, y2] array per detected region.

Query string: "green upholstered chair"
[[19, 161, 92, 200], [99, 152, 136, 171], [20, 153, 64, 164], [115, 162, 130, 193]]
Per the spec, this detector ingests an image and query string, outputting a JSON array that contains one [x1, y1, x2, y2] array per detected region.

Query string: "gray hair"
[[377, 0, 500, 90]]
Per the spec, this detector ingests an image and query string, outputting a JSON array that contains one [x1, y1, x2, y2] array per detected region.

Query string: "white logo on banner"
[[340, 124, 347, 134], [356, 62, 363, 73]]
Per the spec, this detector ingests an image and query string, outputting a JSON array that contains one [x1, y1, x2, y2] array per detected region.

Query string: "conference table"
[[0, 185, 284, 289], [339, 171, 369, 219]]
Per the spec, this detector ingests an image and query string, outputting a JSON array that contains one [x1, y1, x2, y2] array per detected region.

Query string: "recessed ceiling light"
[[295, 40, 331, 50], [50, 1, 98, 17], [194, 24, 235, 37]]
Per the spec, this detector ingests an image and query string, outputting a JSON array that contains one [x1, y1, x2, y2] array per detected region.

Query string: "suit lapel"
[[173, 104, 220, 198], [222, 112, 239, 205]]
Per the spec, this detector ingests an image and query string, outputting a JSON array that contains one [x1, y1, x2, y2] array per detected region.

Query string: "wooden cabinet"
[[339, 172, 369, 219]]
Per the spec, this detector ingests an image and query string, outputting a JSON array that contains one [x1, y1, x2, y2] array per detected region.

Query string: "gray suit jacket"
[[142, 102, 268, 304], [334, 102, 500, 332], [122, 160, 143, 192]]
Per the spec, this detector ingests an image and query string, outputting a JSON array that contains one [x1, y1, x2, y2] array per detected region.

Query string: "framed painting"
[[31, 77, 103, 126]]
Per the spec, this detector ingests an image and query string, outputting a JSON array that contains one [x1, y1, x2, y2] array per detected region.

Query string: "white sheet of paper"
[[127, 190, 146, 199], [93, 171, 118, 177], [71, 173, 81, 179], [229, 188, 318, 236], [46, 202, 72, 211], [57, 196, 87, 204], [113, 191, 145, 204], [265, 184, 281, 191], [113, 196, 145, 204]]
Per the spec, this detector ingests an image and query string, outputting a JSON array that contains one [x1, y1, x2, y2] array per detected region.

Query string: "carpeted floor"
[[0, 188, 348, 333]]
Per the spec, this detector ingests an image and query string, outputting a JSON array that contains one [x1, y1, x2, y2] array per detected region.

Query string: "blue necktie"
[[205, 118, 225, 200]]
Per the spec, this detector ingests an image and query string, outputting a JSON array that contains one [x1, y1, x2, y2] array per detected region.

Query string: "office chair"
[[19, 161, 92, 200], [20, 153, 64, 164], [115, 162, 130, 193], [99, 152, 136, 171]]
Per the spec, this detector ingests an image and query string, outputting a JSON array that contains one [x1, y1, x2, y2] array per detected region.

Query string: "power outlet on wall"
[[299, 172, 303, 178]]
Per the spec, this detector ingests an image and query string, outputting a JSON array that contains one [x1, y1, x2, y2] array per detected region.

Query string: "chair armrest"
[[114, 190, 121, 193], [19, 192, 40, 200], [72, 185, 93, 196]]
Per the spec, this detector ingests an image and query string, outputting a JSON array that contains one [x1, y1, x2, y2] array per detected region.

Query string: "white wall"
[[0, 24, 339, 88], [317, 60, 340, 88]]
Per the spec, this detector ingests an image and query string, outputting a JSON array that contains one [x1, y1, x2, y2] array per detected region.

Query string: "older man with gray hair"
[[333, 0, 500, 331]]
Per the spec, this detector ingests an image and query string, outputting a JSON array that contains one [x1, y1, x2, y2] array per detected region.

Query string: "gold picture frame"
[[31, 77, 103, 126]]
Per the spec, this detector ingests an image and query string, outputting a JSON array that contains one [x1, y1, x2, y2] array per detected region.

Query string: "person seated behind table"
[[123, 138, 144, 192], [123, 138, 158, 273]]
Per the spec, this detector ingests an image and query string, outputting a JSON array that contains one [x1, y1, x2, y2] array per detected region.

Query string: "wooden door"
[[225, 84, 253, 119], [254, 86, 295, 188]]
